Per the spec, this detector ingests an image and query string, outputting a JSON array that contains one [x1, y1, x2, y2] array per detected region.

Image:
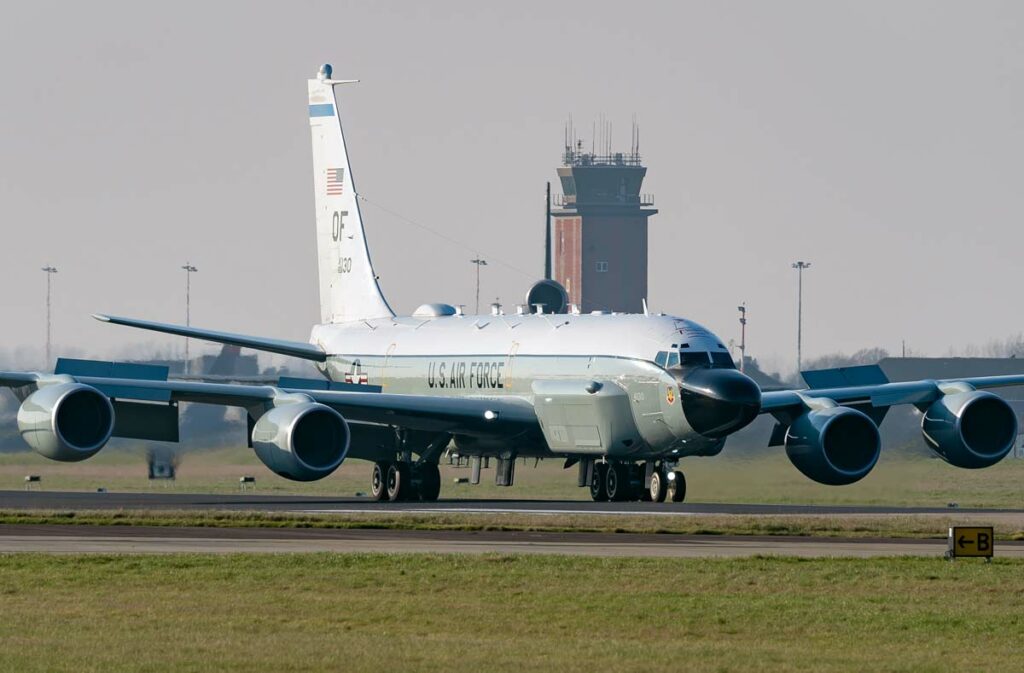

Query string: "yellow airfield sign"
[[947, 526, 994, 559]]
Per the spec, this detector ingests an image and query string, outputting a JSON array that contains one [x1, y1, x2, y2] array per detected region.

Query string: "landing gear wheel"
[[667, 470, 686, 503], [386, 462, 411, 502], [590, 463, 609, 502], [606, 463, 632, 502], [370, 461, 389, 501], [649, 470, 667, 503], [417, 463, 441, 502]]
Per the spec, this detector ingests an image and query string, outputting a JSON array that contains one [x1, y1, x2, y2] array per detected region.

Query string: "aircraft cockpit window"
[[655, 351, 669, 367], [679, 351, 710, 367], [666, 352, 680, 368], [710, 351, 736, 369]]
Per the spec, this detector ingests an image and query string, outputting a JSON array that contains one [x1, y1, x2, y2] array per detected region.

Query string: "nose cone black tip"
[[679, 368, 762, 438]]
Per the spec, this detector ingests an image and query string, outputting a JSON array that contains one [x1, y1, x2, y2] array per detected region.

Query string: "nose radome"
[[678, 368, 762, 438]]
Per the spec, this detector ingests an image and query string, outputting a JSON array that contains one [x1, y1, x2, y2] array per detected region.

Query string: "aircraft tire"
[[667, 470, 686, 503], [370, 461, 389, 501], [590, 463, 609, 502], [606, 463, 631, 502], [649, 470, 667, 503], [386, 462, 411, 502], [417, 463, 441, 502]]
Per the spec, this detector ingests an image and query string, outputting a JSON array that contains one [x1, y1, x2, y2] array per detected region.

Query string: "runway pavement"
[[4, 524, 1021, 557], [0, 489, 1018, 516]]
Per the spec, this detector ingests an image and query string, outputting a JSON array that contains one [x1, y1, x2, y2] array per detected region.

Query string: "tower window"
[[596, 261, 609, 273]]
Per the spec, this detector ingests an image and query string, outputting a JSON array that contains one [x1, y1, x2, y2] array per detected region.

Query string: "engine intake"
[[785, 406, 881, 485], [922, 391, 1017, 469], [17, 383, 114, 461], [251, 402, 350, 481]]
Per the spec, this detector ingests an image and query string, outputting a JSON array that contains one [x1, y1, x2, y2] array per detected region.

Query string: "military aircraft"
[[3, 64, 1021, 503]]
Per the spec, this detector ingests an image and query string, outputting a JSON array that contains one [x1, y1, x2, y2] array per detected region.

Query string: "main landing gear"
[[370, 461, 441, 502], [589, 460, 686, 503]]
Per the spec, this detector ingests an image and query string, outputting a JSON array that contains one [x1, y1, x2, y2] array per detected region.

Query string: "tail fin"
[[308, 64, 394, 324]]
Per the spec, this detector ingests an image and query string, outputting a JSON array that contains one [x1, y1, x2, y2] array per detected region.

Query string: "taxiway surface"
[[4, 524, 1020, 557]]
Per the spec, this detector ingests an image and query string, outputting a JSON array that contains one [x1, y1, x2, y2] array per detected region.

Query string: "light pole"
[[470, 257, 487, 314], [737, 302, 747, 373], [41, 266, 58, 369], [182, 263, 198, 374], [791, 261, 811, 373]]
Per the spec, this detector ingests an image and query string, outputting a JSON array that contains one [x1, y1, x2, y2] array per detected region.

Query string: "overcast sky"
[[1, 1, 1022, 375]]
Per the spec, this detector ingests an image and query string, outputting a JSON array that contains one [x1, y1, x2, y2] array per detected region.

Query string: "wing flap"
[[56, 357, 172, 402]]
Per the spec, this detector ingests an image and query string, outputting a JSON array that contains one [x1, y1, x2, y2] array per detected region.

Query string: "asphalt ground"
[[3, 524, 1021, 557], [1, 489, 1018, 516]]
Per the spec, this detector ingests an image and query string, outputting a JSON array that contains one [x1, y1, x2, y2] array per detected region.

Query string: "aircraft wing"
[[0, 371, 538, 437], [92, 314, 327, 362], [760, 369, 1024, 422]]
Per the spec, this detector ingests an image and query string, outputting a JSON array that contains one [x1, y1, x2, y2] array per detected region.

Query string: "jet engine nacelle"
[[784, 406, 881, 485], [17, 383, 114, 462], [251, 402, 350, 481], [921, 391, 1017, 469]]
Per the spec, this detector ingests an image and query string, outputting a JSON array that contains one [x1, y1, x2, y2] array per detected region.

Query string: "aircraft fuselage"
[[312, 311, 736, 460]]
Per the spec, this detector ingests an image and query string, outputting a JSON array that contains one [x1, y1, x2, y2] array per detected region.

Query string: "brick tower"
[[552, 129, 656, 313]]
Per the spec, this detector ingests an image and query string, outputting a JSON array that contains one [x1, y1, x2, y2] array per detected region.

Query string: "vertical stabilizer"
[[308, 64, 394, 324]]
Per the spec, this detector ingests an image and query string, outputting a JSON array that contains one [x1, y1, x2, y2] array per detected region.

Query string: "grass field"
[[0, 553, 1021, 673], [2, 445, 1024, 508]]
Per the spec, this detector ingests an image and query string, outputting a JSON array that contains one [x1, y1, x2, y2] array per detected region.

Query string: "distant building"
[[552, 137, 656, 313]]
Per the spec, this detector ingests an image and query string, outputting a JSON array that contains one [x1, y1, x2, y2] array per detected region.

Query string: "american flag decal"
[[326, 168, 344, 196]]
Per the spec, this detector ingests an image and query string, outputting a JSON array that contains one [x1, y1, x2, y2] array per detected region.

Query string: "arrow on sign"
[[958, 536, 975, 548]]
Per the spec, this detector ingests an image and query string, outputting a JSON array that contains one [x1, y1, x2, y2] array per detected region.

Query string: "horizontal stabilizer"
[[93, 314, 327, 362]]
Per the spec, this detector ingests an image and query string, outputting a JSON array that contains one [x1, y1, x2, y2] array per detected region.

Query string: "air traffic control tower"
[[552, 132, 656, 313]]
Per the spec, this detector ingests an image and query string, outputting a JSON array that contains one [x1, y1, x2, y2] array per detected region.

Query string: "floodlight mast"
[[182, 263, 198, 374], [737, 303, 747, 373], [791, 261, 811, 373], [470, 257, 488, 315], [41, 266, 58, 369]]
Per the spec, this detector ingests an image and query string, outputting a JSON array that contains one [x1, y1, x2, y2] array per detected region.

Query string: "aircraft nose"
[[677, 368, 762, 438]]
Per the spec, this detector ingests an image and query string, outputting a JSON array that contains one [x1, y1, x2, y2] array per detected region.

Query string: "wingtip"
[[92, 313, 111, 322]]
